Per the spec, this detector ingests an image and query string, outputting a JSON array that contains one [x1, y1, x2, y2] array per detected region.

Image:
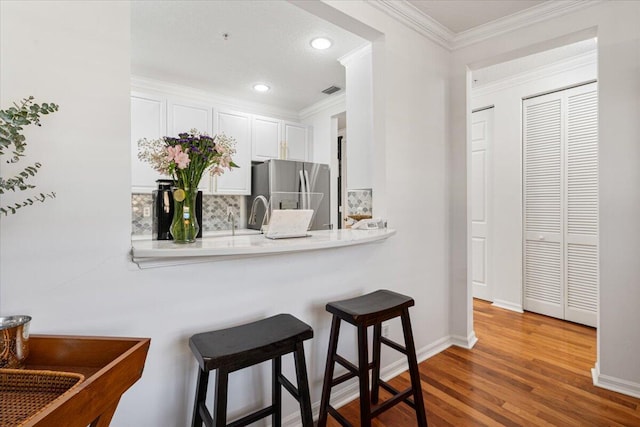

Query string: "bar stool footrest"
[[328, 405, 353, 427], [227, 405, 275, 427], [379, 379, 416, 408], [371, 386, 414, 418], [278, 373, 300, 401], [380, 336, 407, 355]]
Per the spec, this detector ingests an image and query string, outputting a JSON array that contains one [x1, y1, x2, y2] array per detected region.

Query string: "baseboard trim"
[[281, 335, 454, 426], [492, 299, 524, 313], [592, 362, 640, 399], [450, 331, 478, 349]]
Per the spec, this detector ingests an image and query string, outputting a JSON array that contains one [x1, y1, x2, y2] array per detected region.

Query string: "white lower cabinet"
[[213, 109, 251, 195]]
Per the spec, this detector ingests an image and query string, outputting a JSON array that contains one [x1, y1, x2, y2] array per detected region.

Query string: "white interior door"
[[471, 108, 493, 301], [523, 82, 598, 327]]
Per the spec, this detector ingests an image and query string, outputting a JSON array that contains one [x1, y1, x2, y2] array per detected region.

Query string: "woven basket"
[[0, 369, 84, 426]]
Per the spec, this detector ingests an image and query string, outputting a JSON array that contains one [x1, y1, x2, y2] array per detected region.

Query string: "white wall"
[[0, 2, 454, 426], [471, 53, 597, 311], [452, 1, 640, 396], [341, 44, 374, 191]]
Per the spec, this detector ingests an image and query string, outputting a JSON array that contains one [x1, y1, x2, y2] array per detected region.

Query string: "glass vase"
[[170, 186, 199, 243]]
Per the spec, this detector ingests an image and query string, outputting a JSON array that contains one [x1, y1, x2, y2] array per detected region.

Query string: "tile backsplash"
[[131, 193, 243, 236], [347, 188, 373, 216]]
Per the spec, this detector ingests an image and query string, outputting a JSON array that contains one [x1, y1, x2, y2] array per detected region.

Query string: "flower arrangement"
[[138, 129, 238, 242], [0, 97, 59, 215]]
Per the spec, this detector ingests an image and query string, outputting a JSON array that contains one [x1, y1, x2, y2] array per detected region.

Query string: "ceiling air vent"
[[322, 86, 341, 95]]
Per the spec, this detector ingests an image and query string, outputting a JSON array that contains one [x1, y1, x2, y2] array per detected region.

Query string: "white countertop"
[[131, 228, 396, 268]]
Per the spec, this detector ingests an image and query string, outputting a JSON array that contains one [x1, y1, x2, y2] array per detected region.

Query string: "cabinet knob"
[[539, 235, 545, 240]]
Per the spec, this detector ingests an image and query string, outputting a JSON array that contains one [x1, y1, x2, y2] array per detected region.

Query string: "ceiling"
[[407, 0, 547, 34], [131, 1, 367, 113], [132, 1, 561, 113]]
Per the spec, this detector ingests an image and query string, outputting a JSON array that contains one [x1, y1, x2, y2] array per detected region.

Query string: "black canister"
[[152, 179, 203, 240]]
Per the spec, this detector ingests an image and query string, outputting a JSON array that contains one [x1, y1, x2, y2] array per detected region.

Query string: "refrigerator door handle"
[[304, 170, 311, 211], [299, 170, 307, 209]]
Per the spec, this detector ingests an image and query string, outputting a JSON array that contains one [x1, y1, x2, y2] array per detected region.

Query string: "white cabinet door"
[[283, 121, 308, 161], [168, 100, 212, 192], [131, 93, 169, 192], [252, 115, 281, 161], [213, 109, 251, 195]]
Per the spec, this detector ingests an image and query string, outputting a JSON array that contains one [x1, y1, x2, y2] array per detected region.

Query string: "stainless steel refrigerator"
[[248, 159, 331, 231]]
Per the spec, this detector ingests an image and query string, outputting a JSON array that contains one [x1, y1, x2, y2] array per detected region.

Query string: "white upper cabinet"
[[213, 109, 252, 195], [251, 116, 310, 162], [252, 115, 281, 161], [283, 121, 308, 161], [168, 100, 211, 136], [131, 93, 170, 192], [131, 86, 312, 194], [168, 100, 212, 192]]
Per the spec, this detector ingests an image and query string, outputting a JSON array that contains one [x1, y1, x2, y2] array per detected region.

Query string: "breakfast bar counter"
[[131, 228, 396, 268]]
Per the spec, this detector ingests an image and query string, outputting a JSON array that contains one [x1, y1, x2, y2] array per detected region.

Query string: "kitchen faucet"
[[248, 195, 270, 232], [227, 207, 236, 236]]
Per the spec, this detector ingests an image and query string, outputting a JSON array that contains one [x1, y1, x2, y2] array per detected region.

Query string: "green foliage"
[[0, 96, 58, 215]]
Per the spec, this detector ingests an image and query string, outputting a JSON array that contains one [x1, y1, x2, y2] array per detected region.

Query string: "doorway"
[[469, 38, 599, 327]]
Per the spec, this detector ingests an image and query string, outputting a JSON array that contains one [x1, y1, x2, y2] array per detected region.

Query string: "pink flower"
[[211, 165, 224, 176], [174, 151, 190, 169], [166, 145, 191, 169]]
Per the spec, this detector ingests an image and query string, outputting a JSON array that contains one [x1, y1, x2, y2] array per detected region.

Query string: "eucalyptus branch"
[[0, 96, 59, 215]]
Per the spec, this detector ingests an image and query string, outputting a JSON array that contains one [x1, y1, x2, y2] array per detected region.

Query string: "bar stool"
[[318, 289, 428, 427], [189, 314, 314, 427]]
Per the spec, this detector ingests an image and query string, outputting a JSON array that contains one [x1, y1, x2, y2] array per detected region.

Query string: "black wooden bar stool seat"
[[189, 314, 314, 427], [318, 290, 428, 427]]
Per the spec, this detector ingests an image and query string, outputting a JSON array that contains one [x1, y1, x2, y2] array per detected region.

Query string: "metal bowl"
[[0, 315, 32, 368]]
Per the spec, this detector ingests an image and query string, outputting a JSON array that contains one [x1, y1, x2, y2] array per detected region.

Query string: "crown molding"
[[452, 0, 604, 50], [369, 0, 453, 50], [338, 43, 372, 67], [299, 92, 346, 120], [130, 76, 299, 121], [472, 50, 596, 98], [370, 0, 604, 51]]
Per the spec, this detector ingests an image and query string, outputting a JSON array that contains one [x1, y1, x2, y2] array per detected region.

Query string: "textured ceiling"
[[407, 0, 546, 33], [132, 1, 367, 113]]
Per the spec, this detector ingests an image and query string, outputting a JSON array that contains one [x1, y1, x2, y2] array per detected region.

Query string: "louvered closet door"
[[523, 82, 598, 327], [523, 92, 564, 320], [564, 83, 598, 327]]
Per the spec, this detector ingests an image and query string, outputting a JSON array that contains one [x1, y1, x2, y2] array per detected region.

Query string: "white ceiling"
[[132, 0, 570, 113], [131, 1, 367, 113], [472, 38, 597, 87], [407, 0, 547, 34]]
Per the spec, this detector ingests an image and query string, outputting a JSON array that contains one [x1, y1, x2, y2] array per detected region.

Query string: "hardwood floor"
[[327, 299, 640, 426]]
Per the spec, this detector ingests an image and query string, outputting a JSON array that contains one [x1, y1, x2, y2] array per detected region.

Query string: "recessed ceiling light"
[[311, 37, 332, 50], [253, 83, 270, 92]]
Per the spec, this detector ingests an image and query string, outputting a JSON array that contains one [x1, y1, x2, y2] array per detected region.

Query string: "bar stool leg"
[[293, 341, 313, 427], [371, 323, 382, 404], [192, 368, 209, 427], [357, 325, 372, 427], [318, 316, 341, 427], [401, 308, 428, 427], [273, 356, 282, 427], [213, 368, 229, 427]]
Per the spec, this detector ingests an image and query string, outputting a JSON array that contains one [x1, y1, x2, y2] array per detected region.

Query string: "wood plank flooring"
[[327, 299, 640, 426]]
